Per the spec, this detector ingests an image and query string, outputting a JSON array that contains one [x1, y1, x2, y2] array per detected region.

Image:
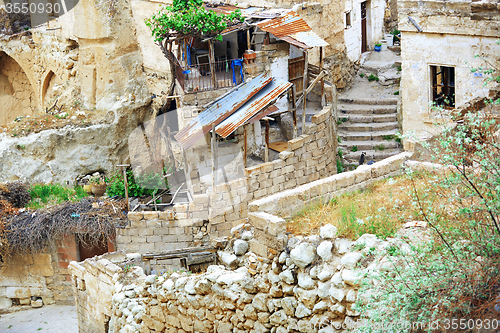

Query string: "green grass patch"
[[368, 74, 379, 82], [351, 146, 358, 152], [287, 173, 430, 239], [28, 184, 89, 209]]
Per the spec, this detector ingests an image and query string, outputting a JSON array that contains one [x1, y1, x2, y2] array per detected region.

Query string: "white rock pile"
[[108, 223, 421, 333]]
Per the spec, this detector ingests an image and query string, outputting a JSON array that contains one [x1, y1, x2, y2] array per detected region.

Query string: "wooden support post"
[[302, 51, 308, 135], [182, 148, 193, 198], [265, 119, 270, 163], [246, 28, 251, 50], [211, 123, 218, 187], [291, 85, 297, 139], [243, 125, 248, 169], [208, 41, 217, 89], [320, 46, 325, 107], [183, 38, 188, 67], [117, 164, 130, 211]]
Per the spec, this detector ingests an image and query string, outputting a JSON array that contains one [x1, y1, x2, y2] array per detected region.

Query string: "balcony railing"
[[175, 59, 244, 94]]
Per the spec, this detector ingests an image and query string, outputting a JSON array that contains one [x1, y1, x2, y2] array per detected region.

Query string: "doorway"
[[361, 2, 367, 53]]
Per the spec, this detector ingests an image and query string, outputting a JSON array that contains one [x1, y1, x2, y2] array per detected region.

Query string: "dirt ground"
[[0, 305, 78, 333]]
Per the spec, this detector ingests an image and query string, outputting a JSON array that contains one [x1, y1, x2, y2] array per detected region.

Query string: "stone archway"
[[0, 51, 37, 124], [42, 70, 62, 108]]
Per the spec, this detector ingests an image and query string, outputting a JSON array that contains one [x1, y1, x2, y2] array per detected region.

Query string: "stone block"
[[248, 212, 286, 236], [288, 137, 304, 151], [143, 212, 159, 220], [128, 212, 143, 221], [29, 264, 54, 277], [249, 240, 268, 258]]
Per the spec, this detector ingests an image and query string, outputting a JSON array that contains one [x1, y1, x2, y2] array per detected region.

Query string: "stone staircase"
[[337, 97, 401, 165]]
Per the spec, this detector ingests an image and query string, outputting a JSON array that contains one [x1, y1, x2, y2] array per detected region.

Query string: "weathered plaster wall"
[[398, 0, 500, 143], [344, 0, 387, 61], [0, 235, 79, 311]]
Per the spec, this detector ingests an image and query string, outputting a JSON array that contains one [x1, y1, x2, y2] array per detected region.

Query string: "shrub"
[[106, 169, 169, 198], [356, 100, 500, 331], [368, 74, 379, 82], [351, 146, 358, 152]]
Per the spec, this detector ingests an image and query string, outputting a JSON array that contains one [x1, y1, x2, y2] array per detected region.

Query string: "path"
[[0, 305, 78, 333]]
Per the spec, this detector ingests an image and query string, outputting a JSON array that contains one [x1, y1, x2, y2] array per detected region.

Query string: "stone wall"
[[0, 235, 79, 311], [71, 220, 418, 333], [69, 252, 128, 333]]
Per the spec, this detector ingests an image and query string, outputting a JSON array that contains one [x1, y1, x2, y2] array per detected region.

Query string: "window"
[[430, 65, 455, 108], [345, 11, 351, 28]]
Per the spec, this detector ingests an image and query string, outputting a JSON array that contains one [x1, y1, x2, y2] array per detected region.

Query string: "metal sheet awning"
[[174, 73, 273, 149], [215, 78, 293, 138], [257, 11, 329, 50]]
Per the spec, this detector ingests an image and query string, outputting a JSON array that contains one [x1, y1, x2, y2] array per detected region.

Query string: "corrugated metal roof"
[[247, 105, 279, 124], [174, 73, 273, 149], [257, 11, 329, 49], [215, 78, 293, 138]]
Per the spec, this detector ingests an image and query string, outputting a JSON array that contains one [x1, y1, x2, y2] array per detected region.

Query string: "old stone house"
[[398, 0, 500, 146]]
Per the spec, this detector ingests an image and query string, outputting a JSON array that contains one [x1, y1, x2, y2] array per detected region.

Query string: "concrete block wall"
[[208, 105, 337, 237], [116, 206, 210, 255]]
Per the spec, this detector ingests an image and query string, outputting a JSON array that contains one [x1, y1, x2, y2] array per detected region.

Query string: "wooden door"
[[361, 2, 367, 53], [288, 56, 305, 95]]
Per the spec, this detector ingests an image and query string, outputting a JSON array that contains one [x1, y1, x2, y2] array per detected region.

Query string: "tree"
[[145, 0, 244, 46]]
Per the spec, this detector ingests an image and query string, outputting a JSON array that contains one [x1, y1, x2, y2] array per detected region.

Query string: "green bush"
[[106, 169, 169, 198], [356, 101, 500, 330], [368, 74, 379, 82]]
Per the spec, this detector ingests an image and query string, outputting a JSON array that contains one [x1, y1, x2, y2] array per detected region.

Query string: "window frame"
[[430, 64, 456, 109]]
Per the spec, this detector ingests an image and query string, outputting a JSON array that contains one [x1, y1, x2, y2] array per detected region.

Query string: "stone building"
[[398, 0, 500, 145]]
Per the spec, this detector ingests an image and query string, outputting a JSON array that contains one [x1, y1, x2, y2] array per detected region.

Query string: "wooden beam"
[[320, 46, 325, 107], [291, 85, 297, 139], [247, 28, 251, 50], [117, 164, 130, 211], [302, 51, 308, 135], [265, 119, 269, 163], [211, 123, 218, 187], [182, 148, 193, 198], [243, 125, 248, 169], [142, 246, 216, 260]]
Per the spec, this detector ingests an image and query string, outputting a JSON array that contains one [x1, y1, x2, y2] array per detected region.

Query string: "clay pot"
[[91, 184, 106, 197], [83, 184, 93, 194]]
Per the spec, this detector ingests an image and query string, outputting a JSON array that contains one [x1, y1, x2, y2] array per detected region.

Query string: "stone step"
[[338, 104, 397, 115], [338, 97, 398, 106], [338, 121, 399, 132], [344, 114, 397, 123], [342, 148, 404, 163], [339, 139, 400, 151], [339, 130, 398, 142]]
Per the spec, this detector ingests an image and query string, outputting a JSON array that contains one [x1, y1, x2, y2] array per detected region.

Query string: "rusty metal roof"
[[174, 73, 273, 149], [215, 78, 293, 138], [257, 11, 329, 50], [247, 105, 279, 124]]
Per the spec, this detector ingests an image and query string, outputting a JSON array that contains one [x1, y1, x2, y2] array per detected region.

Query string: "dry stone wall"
[[71, 222, 416, 333]]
